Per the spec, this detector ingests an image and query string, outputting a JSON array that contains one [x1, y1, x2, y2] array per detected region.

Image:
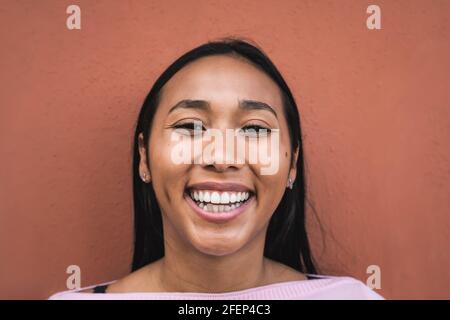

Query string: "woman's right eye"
[[173, 122, 206, 134]]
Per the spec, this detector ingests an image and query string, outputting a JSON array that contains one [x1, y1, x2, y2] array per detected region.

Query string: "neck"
[[157, 224, 269, 293]]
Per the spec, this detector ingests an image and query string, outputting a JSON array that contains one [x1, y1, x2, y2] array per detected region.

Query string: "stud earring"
[[141, 172, 148, 182], [287, 177, 294, 189]]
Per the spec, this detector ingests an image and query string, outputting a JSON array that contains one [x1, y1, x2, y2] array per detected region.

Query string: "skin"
[[97, 54, 306, 293]]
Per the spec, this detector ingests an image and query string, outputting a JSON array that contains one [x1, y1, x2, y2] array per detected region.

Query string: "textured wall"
[[0, 0, 449, 299]]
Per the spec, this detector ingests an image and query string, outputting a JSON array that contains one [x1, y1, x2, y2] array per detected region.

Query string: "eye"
[[240, 124, 272, 137], [172, 121, 206, 136]]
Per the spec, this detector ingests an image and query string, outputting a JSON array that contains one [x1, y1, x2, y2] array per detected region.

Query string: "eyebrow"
[[238, 99, 278, 118], [168, 99, 278, 118], [168, 99, 210, 114]]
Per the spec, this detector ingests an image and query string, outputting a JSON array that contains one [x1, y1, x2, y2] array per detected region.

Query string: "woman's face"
[[139, 54, 297, 256]]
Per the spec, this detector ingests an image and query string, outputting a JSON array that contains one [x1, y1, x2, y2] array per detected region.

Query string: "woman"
[[50, 38, 383, 300]]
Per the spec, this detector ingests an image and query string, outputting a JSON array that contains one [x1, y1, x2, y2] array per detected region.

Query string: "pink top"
[[49, 275, 384, 300]]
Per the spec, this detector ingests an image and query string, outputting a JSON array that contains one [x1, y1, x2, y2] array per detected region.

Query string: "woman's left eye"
[[240, 125, 272, 136]]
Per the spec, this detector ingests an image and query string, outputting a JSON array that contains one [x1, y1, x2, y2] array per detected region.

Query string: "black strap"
[[93, 284, 108, 293]]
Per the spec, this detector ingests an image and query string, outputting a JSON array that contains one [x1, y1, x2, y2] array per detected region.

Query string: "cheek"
[[150, 133, 191, 173], [247, 131, 291, 177], [249, 137, 291, 210], [257, 163, 289, 202], [148, 134, 191, 207]]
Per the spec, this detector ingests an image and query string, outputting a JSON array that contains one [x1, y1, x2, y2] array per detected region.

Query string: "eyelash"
[[240, 124, 272, 135], [171, 122, 272, 135], [172, 122, 205, 131]]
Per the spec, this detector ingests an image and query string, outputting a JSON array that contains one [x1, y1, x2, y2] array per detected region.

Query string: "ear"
[[138, 133, 151, 183]]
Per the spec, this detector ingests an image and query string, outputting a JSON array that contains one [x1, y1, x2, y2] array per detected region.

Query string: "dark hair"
[[131, 37, 317, 274]]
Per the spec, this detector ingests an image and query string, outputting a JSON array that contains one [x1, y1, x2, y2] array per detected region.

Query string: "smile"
[[189, 190, 250, 212], [184, 182, 255, 223]]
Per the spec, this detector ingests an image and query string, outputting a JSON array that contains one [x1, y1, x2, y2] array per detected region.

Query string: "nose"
[[202, 148, 245, 172], [200, 131, 245, 172], [203, 158, 244, 172]]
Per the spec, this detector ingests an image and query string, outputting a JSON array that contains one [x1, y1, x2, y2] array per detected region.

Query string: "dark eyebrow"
[[168, 99, 210, 114], [168, 98, 277, 118], [239, 99, 278, 119]]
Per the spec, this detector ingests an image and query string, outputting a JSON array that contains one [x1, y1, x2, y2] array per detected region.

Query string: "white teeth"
[[194, 200, 247, 214], [211, 192, 221, 204], [190, 189, 252, 212], [220, 192, 230, 204], [207, 204, 241, 213], [191, 190, 251, 204]]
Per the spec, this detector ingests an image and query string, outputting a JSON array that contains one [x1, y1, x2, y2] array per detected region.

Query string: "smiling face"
[[138, 54, 298, 257]]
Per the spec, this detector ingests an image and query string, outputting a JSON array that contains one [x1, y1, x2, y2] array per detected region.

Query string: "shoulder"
[[301, 275, 385, 300], [49, 264, 160, 299], [48, 280, 117, 300], [106, 260, 163, 293], [50, 260, 165, 299]]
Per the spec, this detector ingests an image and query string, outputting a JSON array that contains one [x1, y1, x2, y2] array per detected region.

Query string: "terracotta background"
[[0, 0, 449, 299]]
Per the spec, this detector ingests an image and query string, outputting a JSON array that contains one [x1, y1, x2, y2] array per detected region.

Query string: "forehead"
[[159, 55, 283, 110]]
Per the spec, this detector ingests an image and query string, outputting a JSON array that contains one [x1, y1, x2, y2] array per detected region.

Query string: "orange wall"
[[0, 0, 449, 299]]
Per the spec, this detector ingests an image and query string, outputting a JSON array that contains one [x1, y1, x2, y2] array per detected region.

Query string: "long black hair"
[[131, 37, 317, 274]]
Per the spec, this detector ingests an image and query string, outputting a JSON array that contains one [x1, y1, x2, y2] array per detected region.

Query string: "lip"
[[186, 181, 253, 193], [184, 190, 255, 223]]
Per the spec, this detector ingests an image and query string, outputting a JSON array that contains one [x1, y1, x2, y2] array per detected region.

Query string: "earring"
[[287, 177, 294, 189], [141, 172, 148, 183]]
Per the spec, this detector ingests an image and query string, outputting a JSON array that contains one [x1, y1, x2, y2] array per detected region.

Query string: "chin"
[[189, 232, 248, 257]]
